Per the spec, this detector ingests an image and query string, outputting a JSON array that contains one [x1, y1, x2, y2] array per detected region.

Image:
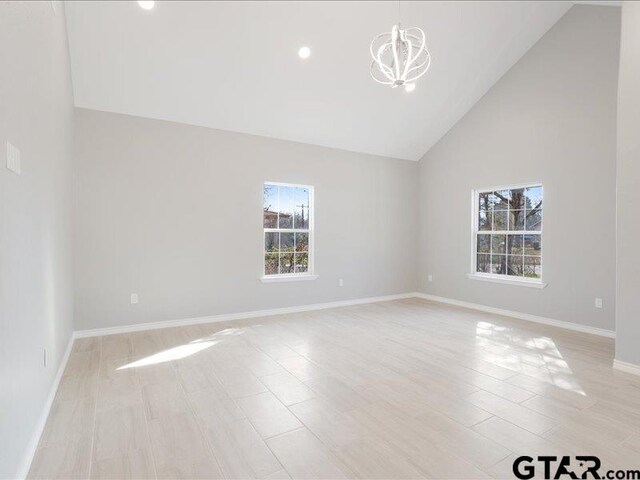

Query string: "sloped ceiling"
[[65, 1, 573, 160]]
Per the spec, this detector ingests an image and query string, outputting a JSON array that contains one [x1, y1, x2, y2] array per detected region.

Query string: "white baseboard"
[[74, 292, 419, 338], [16, 333, 74, 480], [74, 291, 617, 340], [613, 359, 640, 376], [414, 292, 616, 338]]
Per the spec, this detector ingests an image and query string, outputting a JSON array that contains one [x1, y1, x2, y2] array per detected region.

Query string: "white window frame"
[[261, 181, 317, 283], [468, 182, 546, 289]]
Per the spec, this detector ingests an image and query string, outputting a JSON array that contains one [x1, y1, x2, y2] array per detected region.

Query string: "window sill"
[[466, 273, 547, 289], [260, 274, 319, 283]]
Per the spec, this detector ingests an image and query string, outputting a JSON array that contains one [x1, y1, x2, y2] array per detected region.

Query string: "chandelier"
[[370, 23, 431, 89]]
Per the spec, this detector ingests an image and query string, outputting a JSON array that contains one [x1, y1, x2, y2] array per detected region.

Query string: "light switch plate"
[[130, 293, 139, 304], [595, 298, 603, 309], [6, 142, 21, 175]]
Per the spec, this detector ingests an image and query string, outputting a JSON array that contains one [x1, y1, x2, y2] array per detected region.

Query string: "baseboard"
[[74, 291, 617, 340], [74, 292, 419, 338], [613, 359, 640, 376], [414, 292, 616, 338], [16, 333, 75, 480]]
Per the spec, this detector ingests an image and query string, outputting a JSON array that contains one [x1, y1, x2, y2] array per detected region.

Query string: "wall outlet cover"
[[6, 142, 21, 175]]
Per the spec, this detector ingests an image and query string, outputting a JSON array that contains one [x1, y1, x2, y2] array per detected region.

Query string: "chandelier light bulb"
[[370, 24, 431, 88]]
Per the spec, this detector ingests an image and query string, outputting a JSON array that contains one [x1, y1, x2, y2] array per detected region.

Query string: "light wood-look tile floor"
[[28, 299, 640, 479]]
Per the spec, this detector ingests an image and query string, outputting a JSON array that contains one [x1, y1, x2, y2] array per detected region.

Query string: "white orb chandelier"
[[370, 23, 431, 88]]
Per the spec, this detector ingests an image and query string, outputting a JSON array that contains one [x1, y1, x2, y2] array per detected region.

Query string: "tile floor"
[[28, 299, 640, 479]]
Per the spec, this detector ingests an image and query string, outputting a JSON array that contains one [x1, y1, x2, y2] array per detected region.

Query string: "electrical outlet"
[[428, 274, 433, 282], [338, 278, 344, 287], [130, 293, 139, 304], [6, 142, 21, 175], [595, 298, 603, 309]]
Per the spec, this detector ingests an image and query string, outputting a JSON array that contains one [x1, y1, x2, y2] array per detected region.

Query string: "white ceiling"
[[65, 1, 573, 161]]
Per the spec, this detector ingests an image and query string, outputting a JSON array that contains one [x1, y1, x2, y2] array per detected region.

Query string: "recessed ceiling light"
[[298, 46, 311, 59], [138, 1, 155, 10], [405, 83, 416, 92]]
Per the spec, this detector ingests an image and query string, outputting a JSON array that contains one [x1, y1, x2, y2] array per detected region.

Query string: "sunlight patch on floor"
[[475, 321, 586, 396], [118, 340, 218, 369]]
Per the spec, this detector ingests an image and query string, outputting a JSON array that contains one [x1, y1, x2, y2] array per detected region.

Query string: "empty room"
[[2, 0, 640, 479]]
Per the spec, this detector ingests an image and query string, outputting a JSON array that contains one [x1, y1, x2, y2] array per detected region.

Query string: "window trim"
[[469, 182, 546, 287], [261, 181, 315, 282], [466, 272, 546, 288]]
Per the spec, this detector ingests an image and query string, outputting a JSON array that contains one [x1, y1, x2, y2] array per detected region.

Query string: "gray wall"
[[417, 6, 620, 332], [0, 2, 75, 478], [615, 1, 640, 365], [74, 109, 419, 331]]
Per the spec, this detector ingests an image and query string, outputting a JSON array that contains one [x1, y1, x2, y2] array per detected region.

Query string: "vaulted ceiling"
[[65, 1, 573, 160]]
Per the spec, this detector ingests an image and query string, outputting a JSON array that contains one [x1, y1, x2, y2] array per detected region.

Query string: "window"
[[472, 184, 543, 284], [263, 182, 314, 279]]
